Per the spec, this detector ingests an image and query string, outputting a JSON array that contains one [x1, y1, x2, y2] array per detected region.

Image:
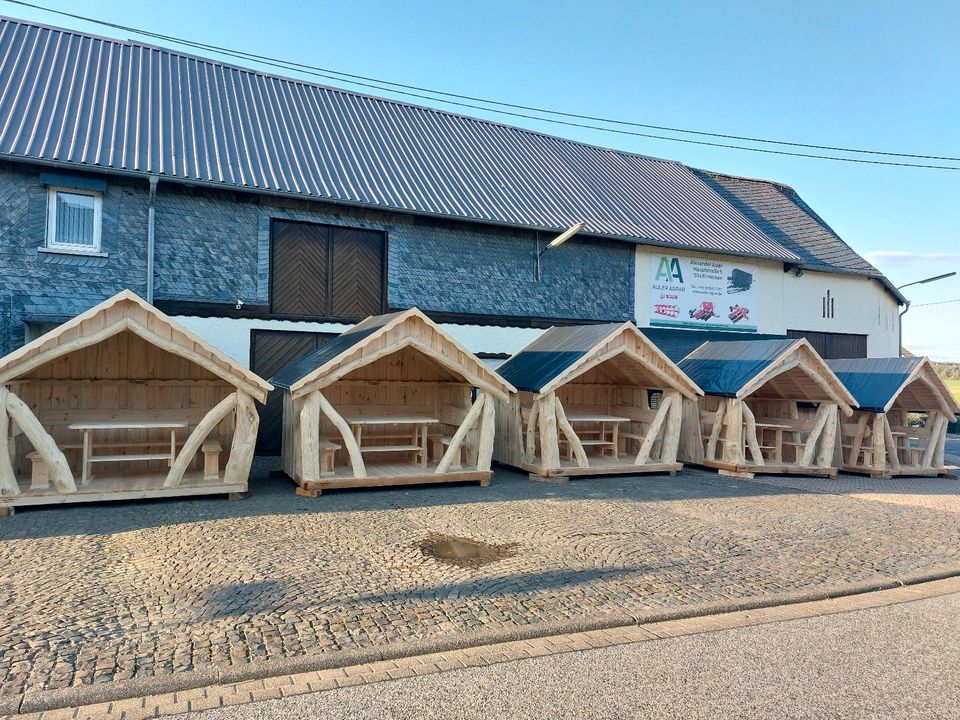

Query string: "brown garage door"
[[250, 329, 335, 454]]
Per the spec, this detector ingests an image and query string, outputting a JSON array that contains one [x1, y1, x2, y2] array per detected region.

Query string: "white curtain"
[[55, 192, 95, 246]]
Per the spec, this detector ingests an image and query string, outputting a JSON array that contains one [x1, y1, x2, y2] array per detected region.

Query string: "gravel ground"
[[183, 591, 960, 720]]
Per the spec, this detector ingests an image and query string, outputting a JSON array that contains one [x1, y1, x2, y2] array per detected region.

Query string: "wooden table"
[[565, 413, 630, 459], [342, 415, 439, 468], [754, 422, 792, 462], [69, 420, 188, 485]]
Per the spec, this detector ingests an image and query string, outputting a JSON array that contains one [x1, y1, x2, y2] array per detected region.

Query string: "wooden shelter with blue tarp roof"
[[492, 322, 702, 481], [828, 357, 959, 478], [677, 338, 856, 479], [271, 308, 514, 496]]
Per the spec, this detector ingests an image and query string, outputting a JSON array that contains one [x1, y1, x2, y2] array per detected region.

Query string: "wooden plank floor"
[[5, 470, 244, 507], [298, 461, 492, 493], [523, 454, 682, 479]]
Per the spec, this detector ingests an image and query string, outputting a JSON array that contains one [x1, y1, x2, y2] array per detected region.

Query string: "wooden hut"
[[492, 323, 703, 481], [0, 291, 272, 513], [271, 308, 515, 496], [677, 338, 856, 479], [828, 357, 959, 478]]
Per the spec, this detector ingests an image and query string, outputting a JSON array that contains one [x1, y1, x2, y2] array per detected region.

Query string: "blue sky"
[[5, 0, 959, 358]]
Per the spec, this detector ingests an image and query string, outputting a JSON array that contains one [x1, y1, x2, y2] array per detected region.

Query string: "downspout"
[[146, 175, 158, 303], [898, 301, 909, 358]]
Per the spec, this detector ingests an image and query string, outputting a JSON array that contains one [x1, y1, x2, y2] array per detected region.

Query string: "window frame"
[[45, 185, 103, 253]]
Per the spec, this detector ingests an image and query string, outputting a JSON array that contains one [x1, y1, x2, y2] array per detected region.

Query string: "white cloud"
[[865, 251, 960, 267]]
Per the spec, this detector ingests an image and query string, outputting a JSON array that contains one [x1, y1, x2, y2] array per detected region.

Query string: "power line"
[[914, 298, 960, 307], [6, 0, 960, 171]]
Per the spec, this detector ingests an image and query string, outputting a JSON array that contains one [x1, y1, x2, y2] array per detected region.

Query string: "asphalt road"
[[182, 592, 960, 720]]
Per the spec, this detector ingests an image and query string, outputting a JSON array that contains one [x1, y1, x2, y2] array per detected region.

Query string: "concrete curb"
[[13, 564, 960, 715]]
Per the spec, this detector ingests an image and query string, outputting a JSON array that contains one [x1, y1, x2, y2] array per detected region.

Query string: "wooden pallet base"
[[290, 461, 492, 496], [704, 461, 837, 480], [840, 465, 959, 480], [1, 470, 245, 510], [521, 456, 682, 480]]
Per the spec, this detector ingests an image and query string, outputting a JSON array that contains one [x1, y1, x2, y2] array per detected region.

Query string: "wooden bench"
[[318, 439, 341, 476], [429, 435, 462, 469], [202, 440, 222, 480]]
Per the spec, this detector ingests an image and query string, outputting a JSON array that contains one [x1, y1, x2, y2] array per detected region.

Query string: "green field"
[[946, 378, 960, 404]]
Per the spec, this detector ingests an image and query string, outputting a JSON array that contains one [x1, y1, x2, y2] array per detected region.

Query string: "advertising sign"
[[649, 254, 758, 332]]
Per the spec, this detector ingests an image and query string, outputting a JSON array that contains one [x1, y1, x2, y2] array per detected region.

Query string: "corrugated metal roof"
[[269, 311, 404, 389], [0, 17, 803, 261], [694, 171, 904, 302], [642, 327, 788, 364], [677, 338, 798, 396], [827, 357, 923, 412], [496, 324, 622, 392]]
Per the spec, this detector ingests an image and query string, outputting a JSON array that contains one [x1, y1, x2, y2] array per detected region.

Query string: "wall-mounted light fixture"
[[535, 222, 584, 281]]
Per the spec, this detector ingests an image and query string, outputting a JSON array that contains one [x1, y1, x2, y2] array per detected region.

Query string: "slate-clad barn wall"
[[0, 161, 148, 355], [0, 160, 635, 356]]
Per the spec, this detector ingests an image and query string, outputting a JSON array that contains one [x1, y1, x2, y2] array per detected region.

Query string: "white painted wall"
[[172, 315, 544, 369], [635, 247, 900, 356]]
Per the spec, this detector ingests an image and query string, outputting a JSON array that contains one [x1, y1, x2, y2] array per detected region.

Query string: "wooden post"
[[299, 390, 322, 483], [815, 403, 838, 468], [871, 413, 887, 474], [317, 392, 367, 479], [0, 390, 19, 496], [524, 398, 539, 463], [554, 396, 588, 468], [5, 390, 75, 493], [538, 392, 561, 470], [741, 401, 765, 466], [164, 393, 238, 488], [437, 393, 485, 474], [800, 402, 831, 467], [922, 413, 946, 468], [476, 393, 496, 472], [658, 391, 683, 464], [636, 393, 673, 465], [678, 397, 705, 464], [706, 399, 727, 462], [881, 414, 901, 474], [933, 419, 947, 468], [721, 399, 744, 465], [223, 392, 259, 486]]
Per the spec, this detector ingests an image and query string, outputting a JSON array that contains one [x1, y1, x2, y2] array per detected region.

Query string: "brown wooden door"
[[270, 220, 328, 316], [250, 330, 334, 454], [270, 219, 385, 320], [330, 227, 385, 318]]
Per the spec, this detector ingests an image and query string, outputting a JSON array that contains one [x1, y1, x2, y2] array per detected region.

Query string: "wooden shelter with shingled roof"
[[492, 322, 702, 481], [0, 291, 272, 513], [270, 308, 514, 496], [828, 357, 959, 478], [676, 338, 856, 479]]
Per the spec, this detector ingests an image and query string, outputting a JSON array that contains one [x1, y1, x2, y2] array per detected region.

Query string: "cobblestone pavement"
[[2, 460, 960, 699]]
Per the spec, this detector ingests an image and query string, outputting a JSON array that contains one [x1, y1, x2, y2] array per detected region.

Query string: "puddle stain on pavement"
[[418, 532, 518, 568]]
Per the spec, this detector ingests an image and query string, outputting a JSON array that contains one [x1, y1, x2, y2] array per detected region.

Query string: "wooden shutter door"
[[329, 227, 385, 319], [271, 220, 328, 316]]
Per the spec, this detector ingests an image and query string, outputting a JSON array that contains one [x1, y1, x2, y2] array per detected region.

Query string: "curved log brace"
[[223, 392, 259, 486], [317, 391, 367, 479], [164, 393, 238, 488], [437, 393, 485, 475], [4, 389, 75, 493], [554, 397, 588, 468], [0, 391, 19, 495]]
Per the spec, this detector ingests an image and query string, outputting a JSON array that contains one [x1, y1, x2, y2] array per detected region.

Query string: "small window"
[[46, 187, 102, 252]]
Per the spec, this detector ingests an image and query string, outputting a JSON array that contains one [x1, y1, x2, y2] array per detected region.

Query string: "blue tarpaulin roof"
[[642, 328, 787, 364], [269, 312, 405, 390], [496, 324, 623, 393], [677, 339, 799, 397], [826, 357, 924, 413]]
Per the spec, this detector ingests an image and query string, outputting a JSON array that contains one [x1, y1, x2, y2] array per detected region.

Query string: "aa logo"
[[655, 257, 684, 284]]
